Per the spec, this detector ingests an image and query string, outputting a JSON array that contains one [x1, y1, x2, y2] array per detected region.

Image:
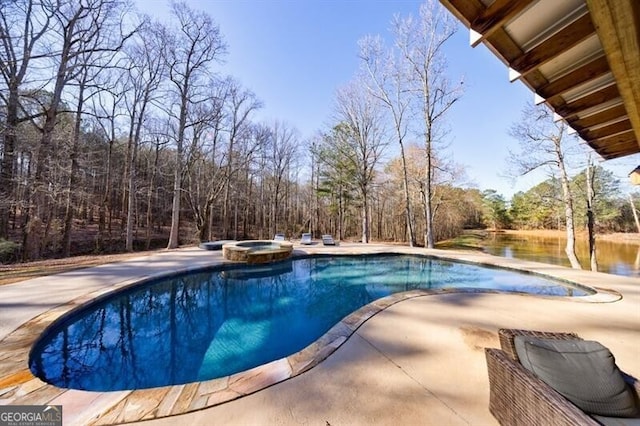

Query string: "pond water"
[[480, 233, 640, 278]]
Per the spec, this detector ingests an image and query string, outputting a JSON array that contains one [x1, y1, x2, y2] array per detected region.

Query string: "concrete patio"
[[1, 244, 638, 425]]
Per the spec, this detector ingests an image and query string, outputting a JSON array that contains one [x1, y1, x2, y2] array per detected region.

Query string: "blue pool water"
[[29, 254, 590, 391]]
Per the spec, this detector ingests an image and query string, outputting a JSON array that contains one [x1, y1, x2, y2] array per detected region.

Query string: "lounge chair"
[[486, 329, 640, 425], [273, 233, 285, 241], [322, 234, 335, 246], [300, 233, 312, 245]]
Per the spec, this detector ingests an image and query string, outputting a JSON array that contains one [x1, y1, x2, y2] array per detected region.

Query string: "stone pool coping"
[[0, 246, 627, 425]]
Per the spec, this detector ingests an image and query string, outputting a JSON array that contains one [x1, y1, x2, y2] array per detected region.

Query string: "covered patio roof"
[[440, 0, 640, 160]]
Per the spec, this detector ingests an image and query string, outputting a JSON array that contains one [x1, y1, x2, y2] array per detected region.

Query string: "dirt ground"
[[0, 249, 166, 286]]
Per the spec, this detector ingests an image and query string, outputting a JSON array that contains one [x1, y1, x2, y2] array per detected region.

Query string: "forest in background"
[[1, 0, 639, 264]]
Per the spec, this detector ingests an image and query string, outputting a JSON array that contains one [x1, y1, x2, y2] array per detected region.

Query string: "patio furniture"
[[199, 240, 235, 250], [273, 233, 285, 241], [486, 329, 640, 426], [300, 233, 312, 245], [322, 234, 335, 246]]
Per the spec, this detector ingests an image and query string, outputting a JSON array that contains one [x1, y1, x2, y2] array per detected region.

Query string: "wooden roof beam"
[[469, 0, 537, 47], [440, 0, 551, 91], [568, 103, 627, 128], [583, 118, 631, 140], [555, 84, 619, 118], [439, 0, 483, 28], [589, 131, 637, 158], [508, 14, 595, 82], [586, 0, 640, 153], [537, 55, 610, 103]]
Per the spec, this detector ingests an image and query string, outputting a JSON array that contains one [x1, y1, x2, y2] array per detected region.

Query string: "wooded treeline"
[[1, 0, 638, 263], [482, 168, 640, 233], [0, 0, 478, 261]]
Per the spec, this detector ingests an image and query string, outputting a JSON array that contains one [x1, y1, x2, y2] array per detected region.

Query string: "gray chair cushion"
[[592, 415, 640, 425], [514, 336, 638, 417]]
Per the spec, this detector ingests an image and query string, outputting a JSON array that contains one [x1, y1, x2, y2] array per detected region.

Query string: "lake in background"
[[480, 232, 640, 278]]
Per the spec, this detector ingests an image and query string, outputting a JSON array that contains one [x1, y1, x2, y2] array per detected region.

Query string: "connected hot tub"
[[222, 240, 294, 264]]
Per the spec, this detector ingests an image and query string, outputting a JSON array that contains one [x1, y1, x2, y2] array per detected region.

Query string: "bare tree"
[[359, 35, 416, 246], [183, 80, 227, 242], [62, 11, 134, 256], [162, 1, 226, 249], [394, 0, 462, 248], [584, 154, 597, 271], [509, 103, 582, 269], [142, 122, 169, 248], [122, 20, 165, 251], [401, 143, 468, 241], [90, 81, 126, 246], [22, 0, 133, 258], [265, 121, 298, 237], [307, 134, 323, 237], [61, 59, 91, 257], [62, 1, 133, 256], [221, 79, 262, 238], [0, 0, 54, 238], [332, 80, 387, 243]]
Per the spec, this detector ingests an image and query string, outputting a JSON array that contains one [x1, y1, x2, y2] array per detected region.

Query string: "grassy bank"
[[496, 229, 640, 244], [436, 229, 640, 251]]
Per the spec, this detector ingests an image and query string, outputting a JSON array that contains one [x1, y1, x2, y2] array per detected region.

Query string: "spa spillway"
[[222, 240, 293, 264]]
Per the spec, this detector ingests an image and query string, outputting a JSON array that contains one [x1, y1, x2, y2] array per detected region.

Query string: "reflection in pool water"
[[29, 254, 590, 391]]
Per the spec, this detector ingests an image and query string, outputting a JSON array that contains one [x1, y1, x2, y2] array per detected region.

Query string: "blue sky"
[[135, 0, 639, 198]]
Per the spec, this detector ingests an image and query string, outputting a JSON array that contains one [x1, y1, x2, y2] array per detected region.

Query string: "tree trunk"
[[424, 138, 434, 248], [398, 141, 415, 246], [259, 168, 266, 239], [361, 189, 369, 244], [167, 90, 188, 249], [338, 190, 343, 240], [146, 140, 160, 249], [125, 137, 138, 251], [629, 194, 640, 233], [0, 91, 19, 239], [585, 160, 598, 271], [62, 80, 86, 257], [222, 141, 232, 238], [98, 117, 116, 251], [233, 196, 239, 240], [167, 165, 181, 249], [310, 157, 316, 236], [127, 84, 153, 251], [557, 150, 581, 269], [25, 59, 67, 259], [314, 162, 320, 236]]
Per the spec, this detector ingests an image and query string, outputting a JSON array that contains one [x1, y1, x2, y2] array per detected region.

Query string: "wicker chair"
[[485, 329, 640, 426]]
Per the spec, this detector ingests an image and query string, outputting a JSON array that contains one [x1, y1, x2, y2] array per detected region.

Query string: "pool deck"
[[0, 243, 638, 425]]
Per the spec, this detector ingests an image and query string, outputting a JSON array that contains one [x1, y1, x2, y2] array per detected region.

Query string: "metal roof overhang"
[[440, 0, 640, 160]]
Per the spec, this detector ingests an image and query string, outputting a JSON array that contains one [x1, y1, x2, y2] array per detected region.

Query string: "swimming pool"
[[29, 254, 590, 391]]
